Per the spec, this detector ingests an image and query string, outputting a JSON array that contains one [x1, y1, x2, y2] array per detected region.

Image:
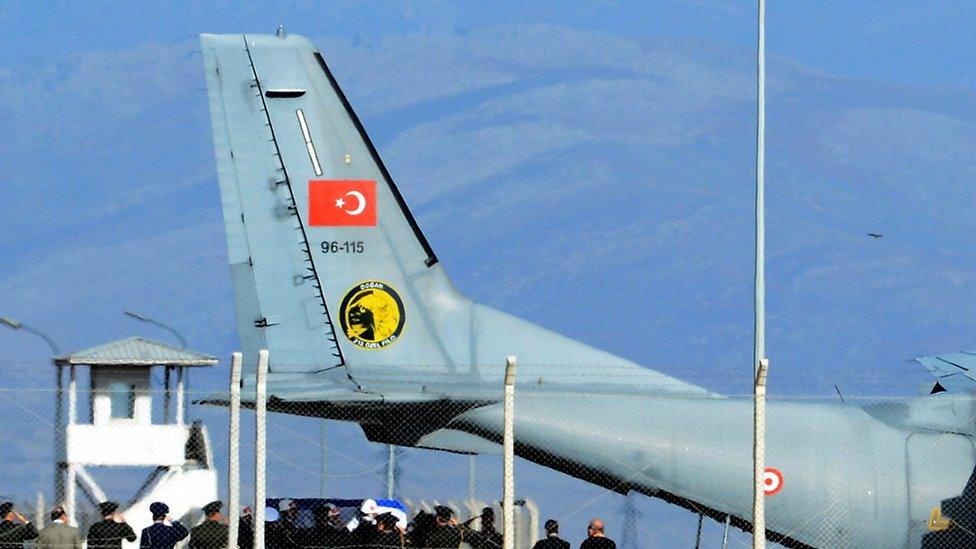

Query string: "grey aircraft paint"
[[199, 32, 975, 548]]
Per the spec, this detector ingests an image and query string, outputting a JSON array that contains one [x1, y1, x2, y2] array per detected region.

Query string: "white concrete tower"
[[54, 337, 219, 548]]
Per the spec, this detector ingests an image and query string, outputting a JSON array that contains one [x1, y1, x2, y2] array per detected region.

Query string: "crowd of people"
[[0, 498, 617, 548]]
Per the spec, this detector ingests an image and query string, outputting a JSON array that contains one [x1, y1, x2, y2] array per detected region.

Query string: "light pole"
[[0, 317, 61, 355], [1, 316, 64, 517], [123, 310, 187, 348]]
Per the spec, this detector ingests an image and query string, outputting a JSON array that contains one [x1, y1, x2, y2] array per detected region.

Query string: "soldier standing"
[[88, 502, 137, 549], [465, 507, 501, 549], [423, 506, 463, 548], [375, 512, 409, 548], [140, 502, 189, 549], [190, 501, 228, 549], [0, 502, 38, 548]]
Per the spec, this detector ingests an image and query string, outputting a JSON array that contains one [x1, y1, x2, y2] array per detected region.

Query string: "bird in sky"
[[868, 233, 883, 239]]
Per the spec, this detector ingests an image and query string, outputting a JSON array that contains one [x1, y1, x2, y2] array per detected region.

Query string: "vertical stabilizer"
[[201, 33, 705, 397]]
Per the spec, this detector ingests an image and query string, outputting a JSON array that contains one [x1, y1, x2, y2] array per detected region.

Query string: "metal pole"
[[752, 0, 768, 547], [468, 455, 476, 501], [54, 364, 64, 506], [254, 350, 269, 549], [0, 318, 64, 508], [228, 352, 242, 549], [722, 514, 731, 549], [123, 311, 188, 348], [163, 366, 171, 423], [387, 445, 396, 499], [754, 2, 766, 368], [0, 317, 61, 355], [694, 513, 704, 549], [66, 363, 77, 524], [502, 356, 517, 549], [320, 421, 328, 498]]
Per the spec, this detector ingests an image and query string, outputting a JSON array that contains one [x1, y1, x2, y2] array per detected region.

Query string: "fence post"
[[503, 356, 517, 549], [228, 352, 242, 549], [753, 358, 769, 549], [66, 364, 77, 525], [254, 350, 269, 549]]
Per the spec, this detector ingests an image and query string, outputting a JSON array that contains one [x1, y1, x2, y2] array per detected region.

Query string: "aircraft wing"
[[918, 351, 976, 393]]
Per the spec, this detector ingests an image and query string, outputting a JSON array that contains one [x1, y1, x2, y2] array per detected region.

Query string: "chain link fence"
[[0, 357, 972, 548]]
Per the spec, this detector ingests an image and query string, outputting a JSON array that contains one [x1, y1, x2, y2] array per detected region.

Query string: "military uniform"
[[140, 502, 188, 549], [375, 529, 409, 548], [189, 519, 228, 549], [0, 519, 38, 548], [467, 526, 502, 549], [88, 518, 137, 548], [423, 525, 463, 548], [140, 521, 189, 549], [300, 524, 347, 548]]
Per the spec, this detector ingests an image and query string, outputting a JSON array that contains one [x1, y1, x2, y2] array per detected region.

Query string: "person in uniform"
[[37, 505, 82, 549], [0, 501, 39, 548], [88, 501, 137, 549], [140, 502, 188, 549], [375, 512, 409, 548], [464, 507, 501, 549], [189, 501, 228, 549], [406, 511, 435, 547], [423, 506, 463, 548], [273, 499, 301, 549], [531, 519, 569, 549], [579, 519, 615, 549], [300, 504, 346, 548]]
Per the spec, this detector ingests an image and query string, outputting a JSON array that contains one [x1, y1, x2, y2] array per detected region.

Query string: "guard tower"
[[54, 337, 219, 545]]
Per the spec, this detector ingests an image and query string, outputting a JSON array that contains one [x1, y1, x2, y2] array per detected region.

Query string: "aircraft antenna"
[[752, 0, 769, 547]]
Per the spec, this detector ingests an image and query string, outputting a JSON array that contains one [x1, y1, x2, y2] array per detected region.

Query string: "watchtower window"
[[109, 382, 136, 419]]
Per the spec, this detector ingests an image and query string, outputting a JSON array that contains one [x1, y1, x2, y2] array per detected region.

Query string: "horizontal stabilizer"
[[918, 351, 976, 393]]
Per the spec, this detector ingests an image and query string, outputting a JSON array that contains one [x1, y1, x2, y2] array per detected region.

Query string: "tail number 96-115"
[[320, 240, 365, 254]]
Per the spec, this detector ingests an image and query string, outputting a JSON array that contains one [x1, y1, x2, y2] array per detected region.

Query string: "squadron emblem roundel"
[[338, 280, 405, 350]]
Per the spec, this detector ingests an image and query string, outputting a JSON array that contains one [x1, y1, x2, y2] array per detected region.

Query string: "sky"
[[1, 1, 975, 546]]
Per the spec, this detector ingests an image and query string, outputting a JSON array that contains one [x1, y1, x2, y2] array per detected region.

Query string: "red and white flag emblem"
[[308, 180, 377, 226]]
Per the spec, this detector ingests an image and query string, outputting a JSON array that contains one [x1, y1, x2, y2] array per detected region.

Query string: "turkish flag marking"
[[308, 180, 377, 226]]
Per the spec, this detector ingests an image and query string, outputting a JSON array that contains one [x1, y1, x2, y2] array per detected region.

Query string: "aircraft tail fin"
[[201, 32, 707, 398]]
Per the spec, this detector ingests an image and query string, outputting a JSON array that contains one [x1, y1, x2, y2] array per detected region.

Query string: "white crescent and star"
[[334, 191, 367, 216]]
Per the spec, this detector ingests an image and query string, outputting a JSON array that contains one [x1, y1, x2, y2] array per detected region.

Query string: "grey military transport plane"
[[200, 32, 976, 547]]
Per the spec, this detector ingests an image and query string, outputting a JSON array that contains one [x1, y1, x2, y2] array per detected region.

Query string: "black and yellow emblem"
[[338, 280, 405, 349]]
